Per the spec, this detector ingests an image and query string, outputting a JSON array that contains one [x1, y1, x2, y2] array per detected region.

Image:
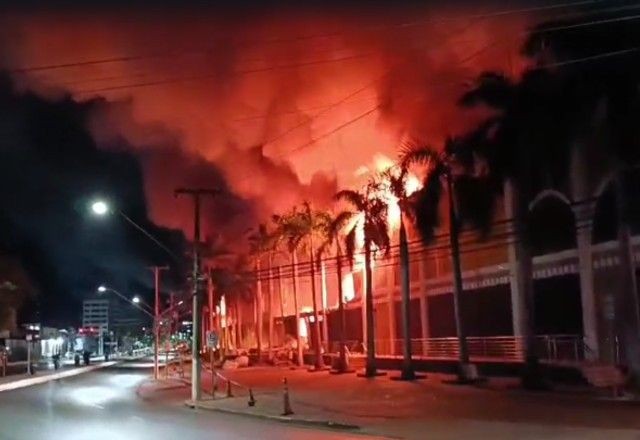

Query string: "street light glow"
[[132, 296, 141, 304], [91, 200, 109, 216], [97, 285, 107, 293]]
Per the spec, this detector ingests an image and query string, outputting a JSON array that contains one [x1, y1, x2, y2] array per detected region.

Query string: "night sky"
[[0, 74, 188, 327]]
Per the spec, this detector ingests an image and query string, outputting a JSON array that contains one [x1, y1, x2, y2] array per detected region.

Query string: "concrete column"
[[361, 268, 367, 347], [504, 180, 527, 337], [573, 201, 599, 360], [419, 250, 430, 356], [570, 143, 599, 360]]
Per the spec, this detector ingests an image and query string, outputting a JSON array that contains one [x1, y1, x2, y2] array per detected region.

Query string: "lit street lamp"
[[97, 286, 153, 319], [98, 285, 160, 377], [91, 201, 109, 216], [89, 199, 179, 262]]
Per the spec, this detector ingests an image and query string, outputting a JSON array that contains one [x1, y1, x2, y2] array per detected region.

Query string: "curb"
[[184, 400, 360, 431], [0, 361, 117, 393]]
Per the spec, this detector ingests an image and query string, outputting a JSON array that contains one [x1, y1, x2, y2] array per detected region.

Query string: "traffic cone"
[[282, 377, 293, 416], [248, 388, 256, 407]]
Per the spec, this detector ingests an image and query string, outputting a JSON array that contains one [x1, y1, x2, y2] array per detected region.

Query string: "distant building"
[[82, 299, 109, 334], [82, 295, 148, 353]]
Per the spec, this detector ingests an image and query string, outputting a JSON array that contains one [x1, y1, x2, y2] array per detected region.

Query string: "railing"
[[329, 334, 593, 363]]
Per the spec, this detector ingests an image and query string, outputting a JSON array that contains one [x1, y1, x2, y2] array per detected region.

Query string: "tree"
[[317, 210, 354, 373], [0, 255, 36, 332], [336, 178, 390, 377], [381, 167, 418, 380], [272, 208, 305, 367], [455, 44, 599, 388], [209, 256, 253, 353], [457, 69, 589, 387], [274, 203, 331, 371], [248, 224, 278, 360], [401, 139, 489, 382]]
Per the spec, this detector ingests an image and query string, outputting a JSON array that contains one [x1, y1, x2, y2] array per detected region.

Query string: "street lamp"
[[96, 286, 153, 319], [91, 201, 109, 216], [88, 199, 179, 262]]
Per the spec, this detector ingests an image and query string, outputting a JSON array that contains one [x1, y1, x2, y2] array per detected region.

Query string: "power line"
[[74, 51, 374, 95], [6, 0, 604, 76]]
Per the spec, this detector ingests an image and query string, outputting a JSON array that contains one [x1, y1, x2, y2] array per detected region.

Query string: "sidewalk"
[[0, 361, 116, 392], [174, 366, 640, 439]]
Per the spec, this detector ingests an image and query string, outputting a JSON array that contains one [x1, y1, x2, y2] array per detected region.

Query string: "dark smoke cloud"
[[0, 74, 189, 326]]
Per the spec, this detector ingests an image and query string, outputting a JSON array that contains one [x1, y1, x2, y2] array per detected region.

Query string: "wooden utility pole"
[[175, 187, 219, 403]]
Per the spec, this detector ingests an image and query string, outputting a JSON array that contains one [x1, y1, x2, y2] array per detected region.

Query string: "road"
[[0, 365, 380, 440]]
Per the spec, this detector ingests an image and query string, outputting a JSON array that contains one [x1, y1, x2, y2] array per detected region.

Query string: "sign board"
[[26, 334, 32, 341], [206, 331, 218, 348]]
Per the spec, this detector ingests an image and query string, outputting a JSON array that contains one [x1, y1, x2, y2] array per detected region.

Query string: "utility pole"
[[175, 187, 218, 403], [149, 265, 169, 381]]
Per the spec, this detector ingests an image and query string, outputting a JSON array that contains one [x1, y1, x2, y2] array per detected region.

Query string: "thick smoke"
[[0, 2, 578, 327], [0, 6, 534, 217]]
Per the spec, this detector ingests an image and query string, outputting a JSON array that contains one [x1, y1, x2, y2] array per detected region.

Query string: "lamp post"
[[90, 199, 178, 380], [90, 200, 179, 262], [97, 286, 157, 369]]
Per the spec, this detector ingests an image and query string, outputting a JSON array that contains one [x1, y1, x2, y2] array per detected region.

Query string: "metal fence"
[[329, 334, 593, 363]]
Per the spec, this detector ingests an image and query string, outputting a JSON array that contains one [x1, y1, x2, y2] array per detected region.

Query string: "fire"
[[372, 153, 422, 230]]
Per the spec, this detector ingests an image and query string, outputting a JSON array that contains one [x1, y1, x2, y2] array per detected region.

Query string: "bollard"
[[282, 377, 293, 416], [248, 388, 256, 407], [226, 379, 233, 398]]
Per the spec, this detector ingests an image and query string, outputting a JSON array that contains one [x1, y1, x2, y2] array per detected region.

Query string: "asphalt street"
[[0, 364, 379, 440]]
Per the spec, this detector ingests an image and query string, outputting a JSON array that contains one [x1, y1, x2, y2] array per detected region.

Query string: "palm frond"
[[458, 71, 514, 109], [399, 142, 439, 169], [335, 189, 366, 211], [344, 224, 358, 269], [410, 163, 445, 244]]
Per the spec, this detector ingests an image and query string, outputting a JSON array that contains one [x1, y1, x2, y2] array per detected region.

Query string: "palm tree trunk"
[[320, 261, 330, 350], [292, 251, 304, 366], [235, 297, 242, 349], [255, 259, 263, 361], [336, 248, 348, 372], [277, 265, 285, 345], [399, 216, 416, 380], [364, 238, 377, 376], [447, 173, 475, 381], [268, 253, 274, 359], [309, 238, 325, 370], [508, 179, 542, 389], [614, 171, 640, 384]]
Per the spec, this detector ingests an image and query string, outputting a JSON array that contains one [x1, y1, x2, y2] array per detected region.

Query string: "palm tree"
[[210, 257, 253, 354], [277, 202, 331, 371], [248, 224, 277, 361], [317, 210, 355, 373], [336, 178, 391, 377], [272, 208, 306, 367], [381, 167, 418, 380], [401, 141, 481, 383], [456, 68, 573, 388]]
